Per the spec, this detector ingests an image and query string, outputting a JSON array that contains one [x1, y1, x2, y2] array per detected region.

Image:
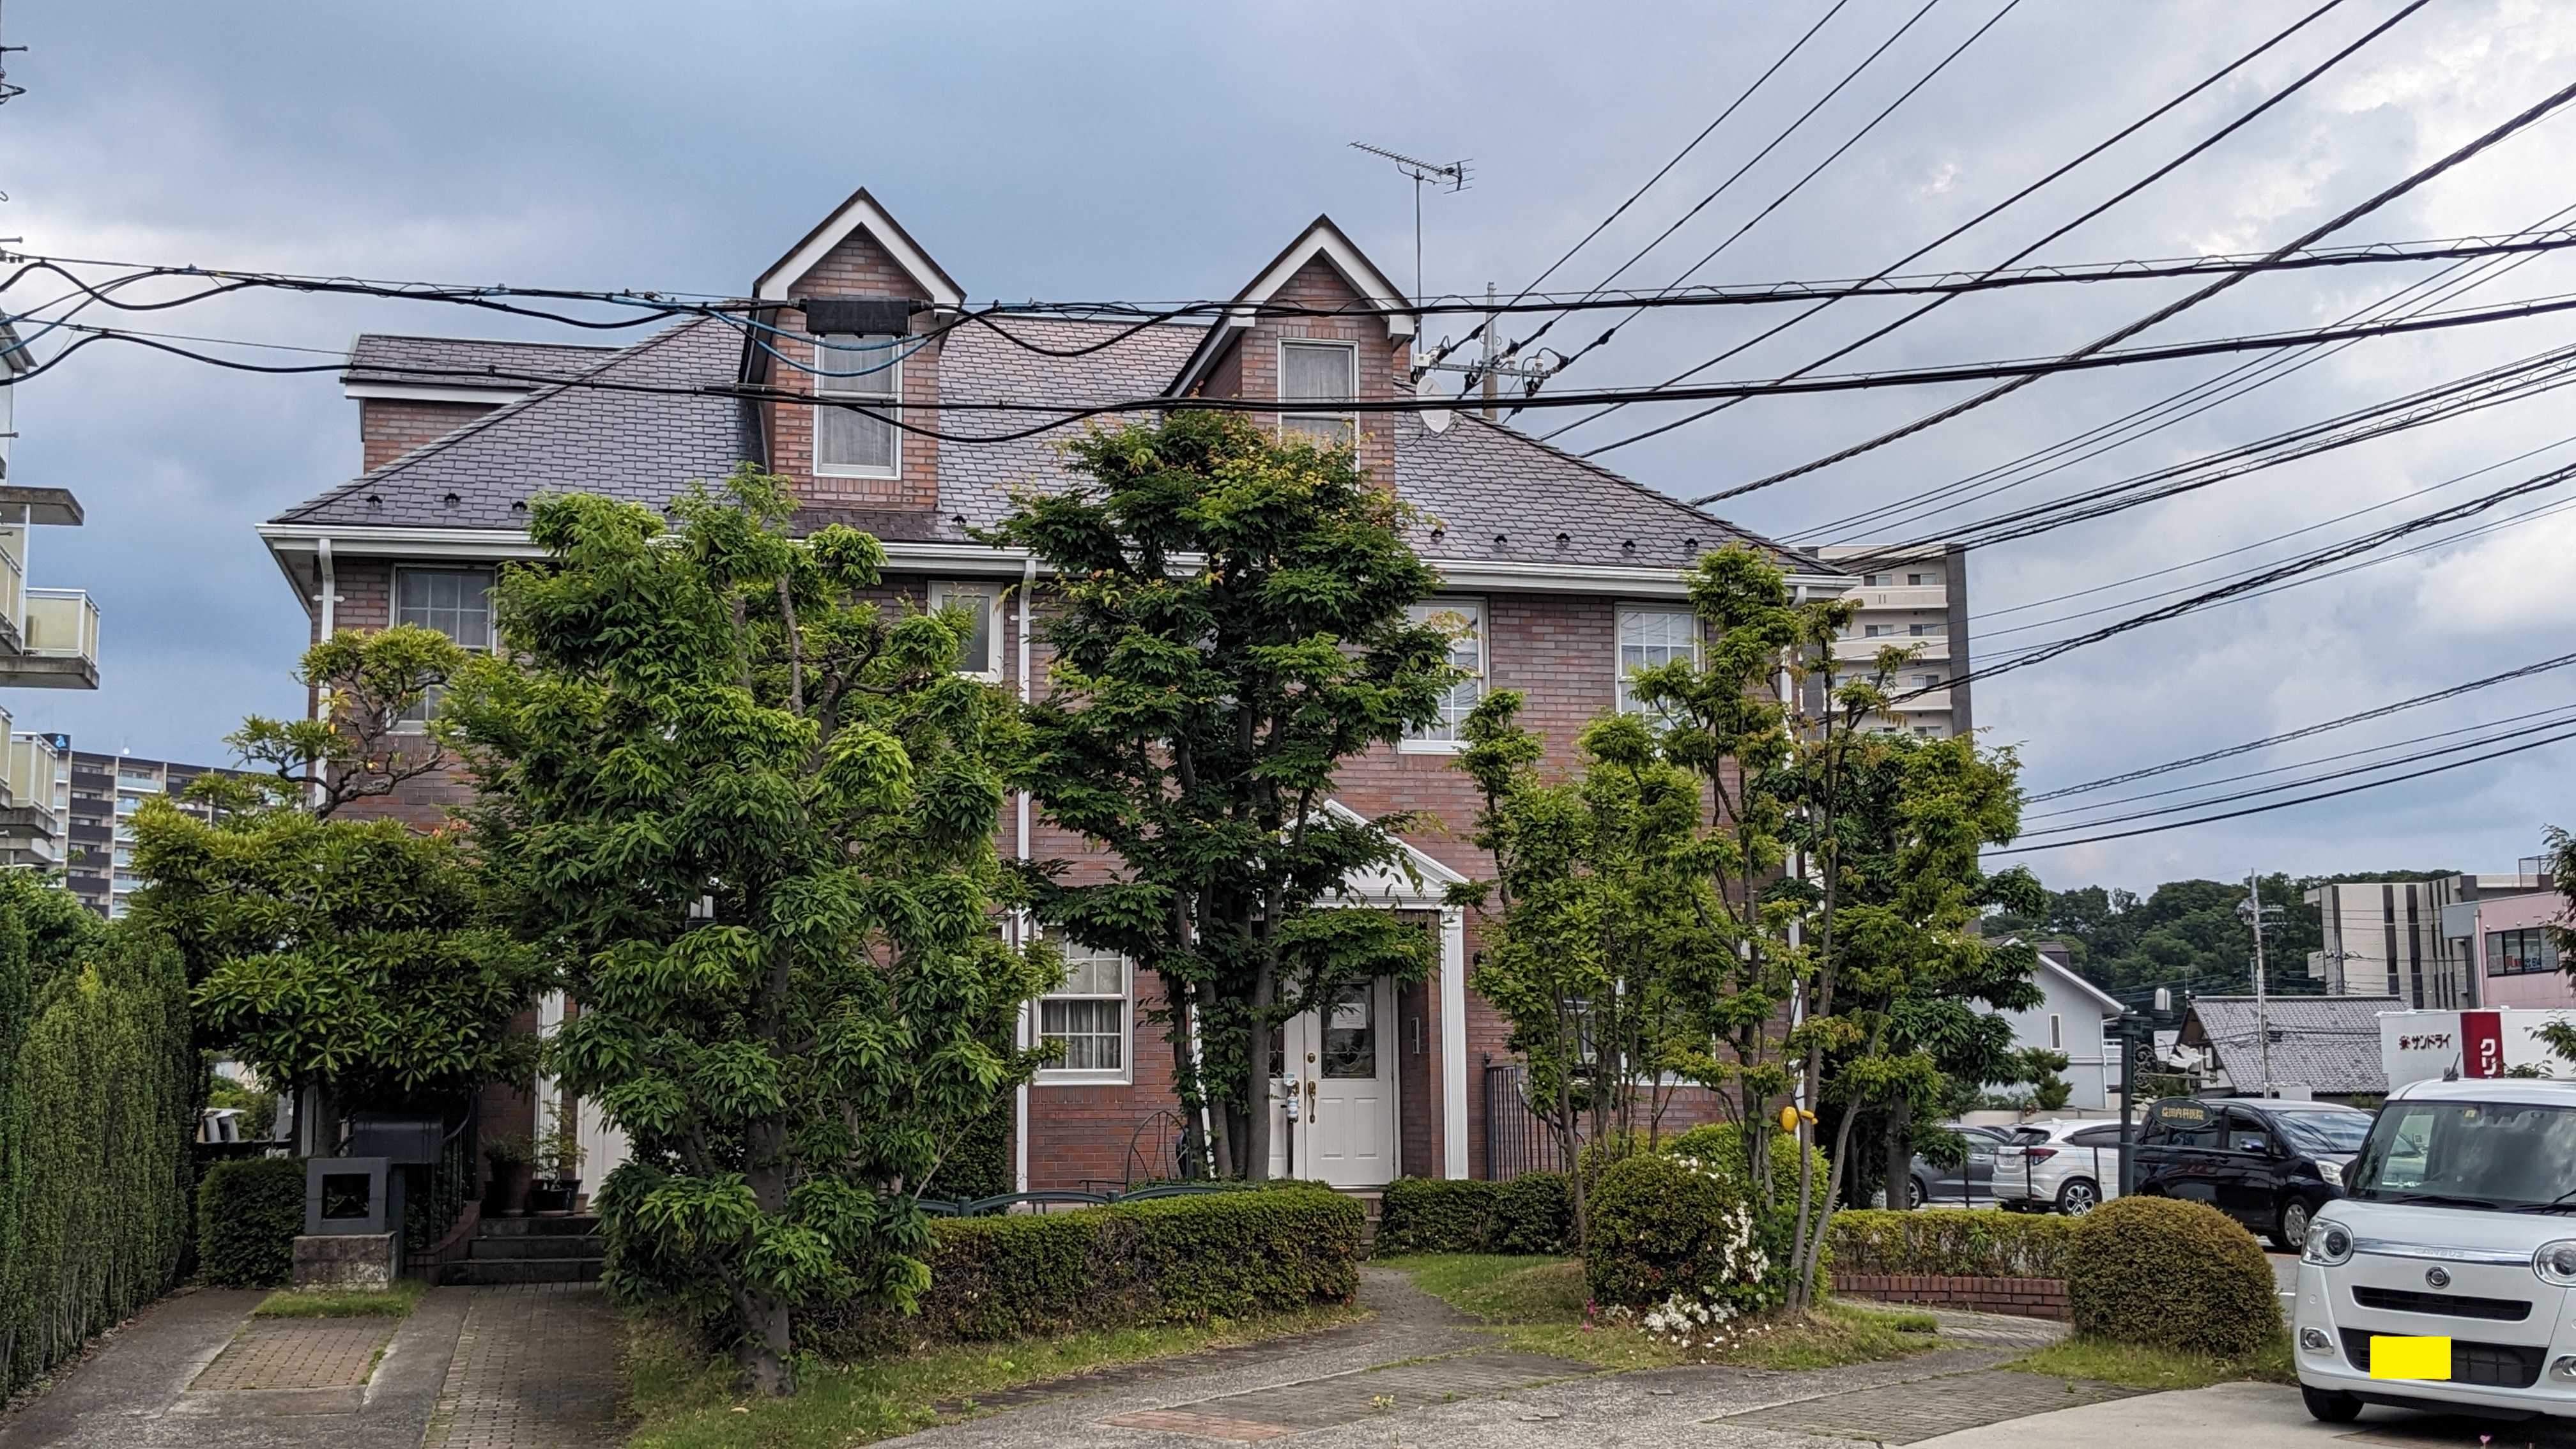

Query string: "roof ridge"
[[1439, 411, 1843, 575], [275, 318, 712, 525], [349, 331, 622, 350]]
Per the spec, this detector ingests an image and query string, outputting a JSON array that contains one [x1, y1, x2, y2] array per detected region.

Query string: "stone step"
[[478, 1214, 602, 1237], [469, 1234, 605, 1261], [441, 1256, 604, 1285]]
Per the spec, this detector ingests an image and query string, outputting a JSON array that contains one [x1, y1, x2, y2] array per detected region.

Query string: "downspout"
[[1014, 553, 1035, 1197], [312, 538, 337, 811]]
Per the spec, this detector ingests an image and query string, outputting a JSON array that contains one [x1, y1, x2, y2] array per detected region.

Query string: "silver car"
[[1992, 1119, 2126, 1215]]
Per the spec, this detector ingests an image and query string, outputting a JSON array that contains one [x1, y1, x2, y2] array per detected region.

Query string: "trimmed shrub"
[[198, 1155, 307, 1288], [1586, 1153, 1774, 1312], [2067, 1196, 2281, 1356], [802, 1183, 1361, 1356], [1376, 1177, 1498, 1254], [1665, 1124, 1827, 1197], [1828, 1208, 2075, 1279], [1491, 1170, 1571, 1255]]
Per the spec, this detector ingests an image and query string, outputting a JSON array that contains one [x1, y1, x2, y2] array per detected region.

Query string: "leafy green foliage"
[[1986, 870, 2451, 1000], [990, 411, 1452, 1179], [0, 882, 194, 1398], [142, 801, 548, 1110], [801, 1185, 1360, 1353], [221, 622, 470, 818], [1376, 1177, 1497, 1254], [2067, 1196, 2281, 1357], [1827, 1208, 2075, 1278], [1584, 1153, 1777, 1312], [197, 1156, 309, 1288], [443, 468, 1052, 1393], [1491, 1170, 1573, 1255]]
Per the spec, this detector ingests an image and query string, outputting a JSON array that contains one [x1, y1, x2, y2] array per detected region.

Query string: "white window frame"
[[1276, 338, 1358, 447], [811, 333, 902, 480], [1614, 603, 1699, 717], [1401, 596, 1486, 754], [1034, 930, 1133, 1086], [392, 565, 495, 732], [2049, 1013, 2063, 1050], [927, 581, 1006, 682]]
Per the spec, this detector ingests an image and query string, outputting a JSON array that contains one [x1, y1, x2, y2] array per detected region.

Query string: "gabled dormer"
[[1170, 217, 1415, 482], [748, 188, 965, 513]]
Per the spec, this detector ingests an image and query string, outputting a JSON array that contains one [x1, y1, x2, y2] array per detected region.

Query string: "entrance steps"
[[438, 1213, 604, 1285]]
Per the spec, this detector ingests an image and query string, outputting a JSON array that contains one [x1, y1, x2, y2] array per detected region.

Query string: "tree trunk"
[[1885, 1097, 1912, 1211], [736, 1291, 792, 1395], [1243, 958, 1275, 1181]]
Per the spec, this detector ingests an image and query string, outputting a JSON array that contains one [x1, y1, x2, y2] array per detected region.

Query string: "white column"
[[1440, 907, 1468, 1179]]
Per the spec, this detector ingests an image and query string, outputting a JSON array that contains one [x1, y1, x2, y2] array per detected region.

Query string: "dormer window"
[[814, 334, 900, 477], [1279, 340, 1357, 447]]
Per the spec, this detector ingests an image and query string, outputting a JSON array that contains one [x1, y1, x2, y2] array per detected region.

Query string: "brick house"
[[257, 189, 1854, 1194]]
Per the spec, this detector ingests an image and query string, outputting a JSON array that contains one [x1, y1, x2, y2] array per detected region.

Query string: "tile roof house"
[[2179, 995, 2404, 1101], [258, 188, 1851, 1200]]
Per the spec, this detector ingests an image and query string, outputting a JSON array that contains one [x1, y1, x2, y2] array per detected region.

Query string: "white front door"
[[1269, 978, 1397, 1187]]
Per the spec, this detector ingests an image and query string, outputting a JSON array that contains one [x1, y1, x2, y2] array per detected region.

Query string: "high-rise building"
[[1813, 542, 1972, 740], [2308, 868, 2562, 1009], [63, 751, 230, 918]]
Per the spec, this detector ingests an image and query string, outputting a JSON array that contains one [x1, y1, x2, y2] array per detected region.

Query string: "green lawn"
[[1373, 1253, 1942, 1371], [251, 1280, 428, 1318], [622, 1301, 1368, 1449], [2007, 1334, 2294, 1390]]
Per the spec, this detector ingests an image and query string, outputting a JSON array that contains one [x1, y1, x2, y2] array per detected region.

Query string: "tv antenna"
[[1349, 142, 1467, 308], [0, 1, 27, 110]]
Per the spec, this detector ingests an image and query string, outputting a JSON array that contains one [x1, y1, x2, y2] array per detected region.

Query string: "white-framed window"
[[927, 581, 1004, 680], [1907, 621, 1947, 637], [1278, 339, 1358, 447], [2049, 1013, 2063, 1050], [813, 334, 901, 477], [1861, 573, 1887, 586], [1907, 571, 1939, 586], [395, 566, 494, 727], [1863, 624, 1894, 638], [1912, 724, 1942, 739], [1036, 932, 1130, 1083], [1913, 673, 1942, 689], [1615, 604, 1698, 717], [1402, 597, 1485, 752]]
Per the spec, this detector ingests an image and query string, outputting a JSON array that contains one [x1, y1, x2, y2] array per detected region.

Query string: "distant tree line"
[[1984, 870, 2457, 1001]]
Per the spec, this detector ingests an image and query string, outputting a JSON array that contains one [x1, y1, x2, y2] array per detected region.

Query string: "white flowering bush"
[[1585, 1151, 1789, 1317]]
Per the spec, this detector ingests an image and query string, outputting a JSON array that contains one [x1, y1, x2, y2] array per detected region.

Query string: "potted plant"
[[483, 1128, 537, 1218], [529, 1116, 584, 1216]]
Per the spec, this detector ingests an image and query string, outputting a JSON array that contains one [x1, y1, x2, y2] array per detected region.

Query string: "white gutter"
[[1014, 553, 1035, 1197], [312, 537, 337, 810]]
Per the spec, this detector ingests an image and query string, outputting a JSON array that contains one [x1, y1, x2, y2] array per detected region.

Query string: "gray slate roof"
[[278, 316, 1840, 579], [2182, 995, 2402, 1096], [343, 334, 621, 390]]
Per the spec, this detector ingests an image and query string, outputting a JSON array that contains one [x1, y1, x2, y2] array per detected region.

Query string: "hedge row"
[[0, 885, 196, 1399], [801, 1183, 1361, 1356], [1376, 1171, 1570, 1255], [1827, 1208, 2075, 1279], [198, 1156, 307, 1287]]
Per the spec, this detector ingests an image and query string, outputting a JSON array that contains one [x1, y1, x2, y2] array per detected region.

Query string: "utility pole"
[[2238, 875, 2284, 1097]]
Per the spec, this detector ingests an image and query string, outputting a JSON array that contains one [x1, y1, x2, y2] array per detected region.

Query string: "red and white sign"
[[2382, 1008, 2576, 1089]]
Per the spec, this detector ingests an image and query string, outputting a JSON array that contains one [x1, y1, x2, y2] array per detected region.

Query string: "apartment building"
[[256, 190, 1857, 1190], [2306, 869, 2565, 1009], [1812, 542, 1970, 739], [0, 323, 108, 874], [63, 752, 227, 918]]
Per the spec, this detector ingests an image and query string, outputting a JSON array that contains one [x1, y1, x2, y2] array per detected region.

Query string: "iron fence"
[[1482, 1064, 1579, 1181]]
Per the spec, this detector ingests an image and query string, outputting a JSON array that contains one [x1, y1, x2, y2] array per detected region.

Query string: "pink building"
[[2462, 889, 2576, 1009]]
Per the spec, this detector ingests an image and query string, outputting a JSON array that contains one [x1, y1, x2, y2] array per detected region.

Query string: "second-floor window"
[[1616, 605, 1698, 716], [1279, 339, 1358, 447], [927, 581, 1002, 680], [1402, 598, 1485, 751], [396, 566, 493, 725], [813, 334, 901, 477], [2489, 928, 2560, 976], [1908, 621, 1946, 637]]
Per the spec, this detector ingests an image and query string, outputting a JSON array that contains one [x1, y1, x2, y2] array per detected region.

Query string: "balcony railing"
[[0, 588, 100, 689]]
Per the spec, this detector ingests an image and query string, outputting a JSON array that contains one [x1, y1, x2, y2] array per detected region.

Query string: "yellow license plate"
[[2371, 1336, 2453, 1379]]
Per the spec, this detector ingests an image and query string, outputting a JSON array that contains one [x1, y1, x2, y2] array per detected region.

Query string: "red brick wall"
[[360, 399, 497, 472], [1832, 1273, 2070, 1321], [764, 229, 942, 511], [1199, 256, 1402, 482]]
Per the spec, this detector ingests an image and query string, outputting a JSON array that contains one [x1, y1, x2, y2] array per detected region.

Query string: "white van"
[[2296, 1078, 2576, 1425]]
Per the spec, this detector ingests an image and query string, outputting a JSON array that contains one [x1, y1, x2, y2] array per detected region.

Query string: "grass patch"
[[250, 1280, 427, 1318], [623, 1301, 1368, 1449], [1376, 1253, 1939, 1372], [2007, 1334, 2294, 1390]]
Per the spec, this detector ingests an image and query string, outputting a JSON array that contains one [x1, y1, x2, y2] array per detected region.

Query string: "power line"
[[2030, 652, 2576, 801], [1536, 0, 2370, 450], [1710, 59, 2576, 498]]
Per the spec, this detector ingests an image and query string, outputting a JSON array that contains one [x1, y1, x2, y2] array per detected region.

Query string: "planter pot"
[[486, 1162, 534, 1218], [528, 1179, 581, 1216]]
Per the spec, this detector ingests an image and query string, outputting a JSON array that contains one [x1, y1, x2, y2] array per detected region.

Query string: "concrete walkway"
[[0, 1284, 623, 1449]]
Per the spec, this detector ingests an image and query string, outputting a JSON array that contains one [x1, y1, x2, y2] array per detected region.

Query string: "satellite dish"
[[1422, 408, 1453, 434]]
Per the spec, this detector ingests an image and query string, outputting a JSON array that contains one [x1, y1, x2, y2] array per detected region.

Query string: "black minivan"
[[2131, 1097, 2375, 1249]]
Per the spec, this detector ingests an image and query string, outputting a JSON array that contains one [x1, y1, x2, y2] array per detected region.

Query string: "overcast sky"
[[6, 0, 2573, 894]]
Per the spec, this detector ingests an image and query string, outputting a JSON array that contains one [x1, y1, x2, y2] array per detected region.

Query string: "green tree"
[[132, 627, 548, 1116], [1450, 693, 1717, 1248], [990, 411, 1453, 1181], [440, 468, 1052, 1393]]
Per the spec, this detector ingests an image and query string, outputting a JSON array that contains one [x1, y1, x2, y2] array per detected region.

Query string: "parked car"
[[1906, 1124, 2012, 1208], [2294, 1078, 2576, 1425], [1993, 1119, 2126, 1215], [2131, 1096, 2374, 1250]]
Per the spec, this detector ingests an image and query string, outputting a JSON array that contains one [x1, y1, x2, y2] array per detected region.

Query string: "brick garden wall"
[[1832, 1273, 2071, 1321]]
